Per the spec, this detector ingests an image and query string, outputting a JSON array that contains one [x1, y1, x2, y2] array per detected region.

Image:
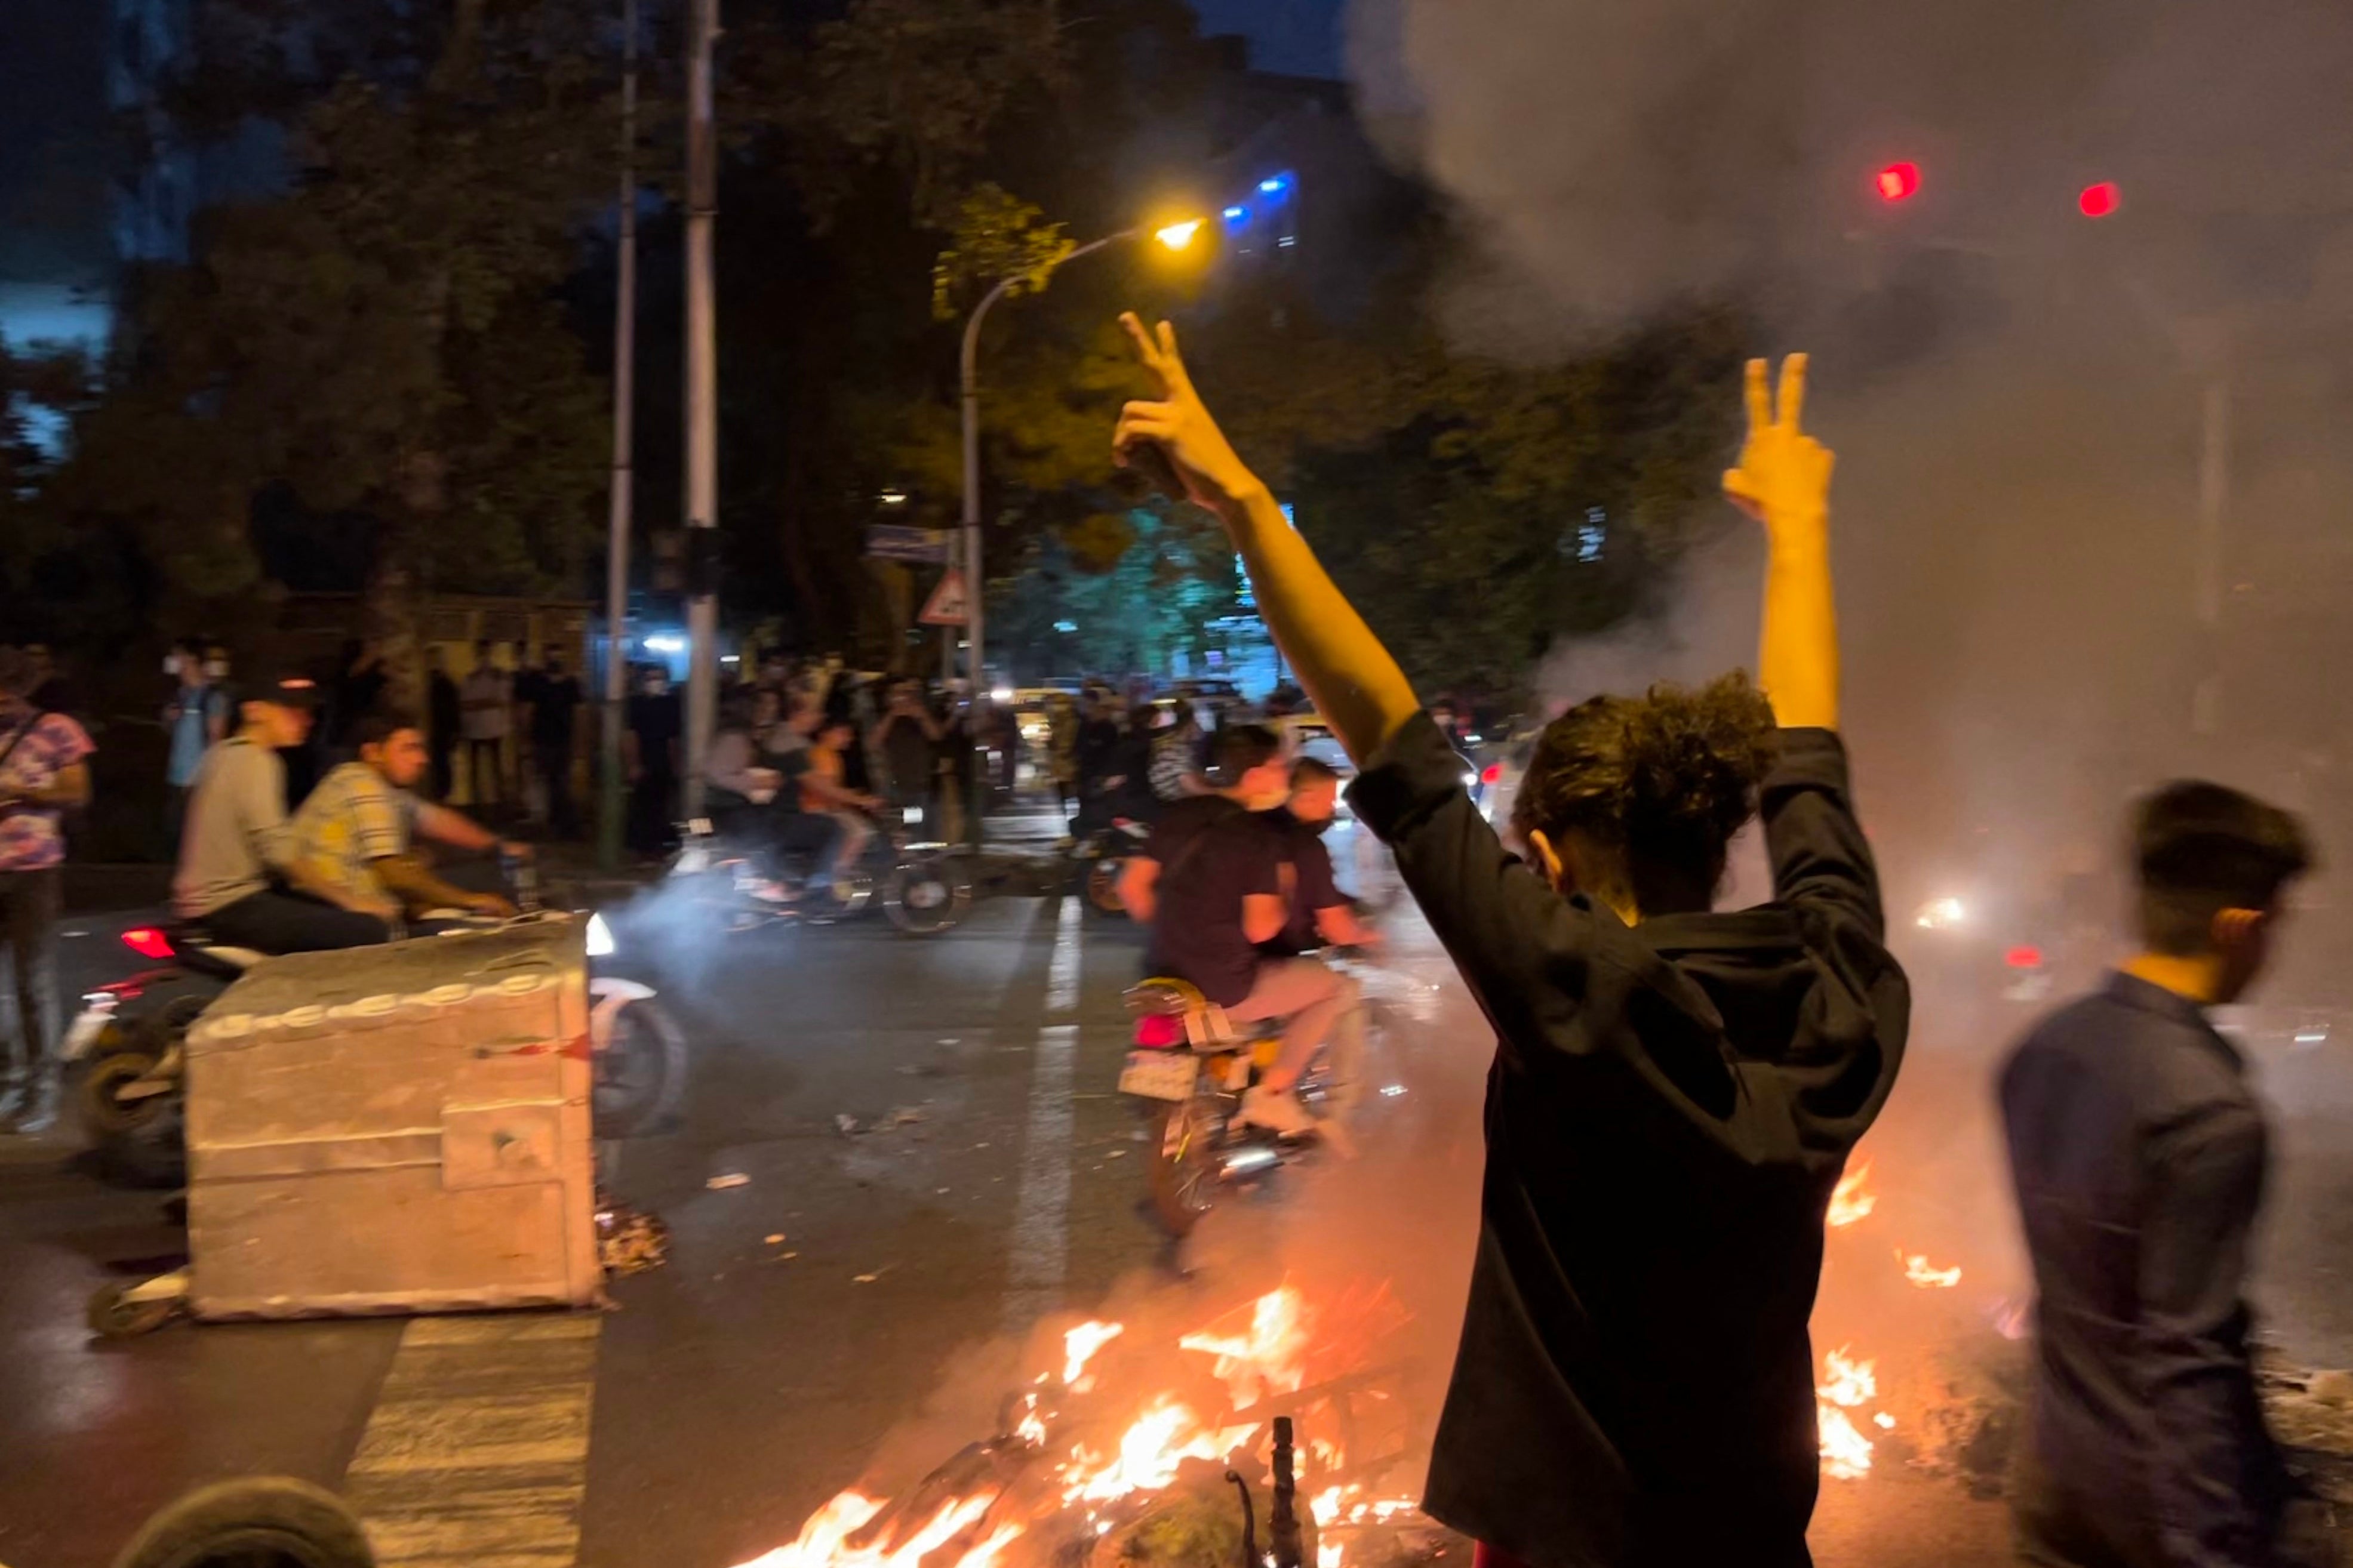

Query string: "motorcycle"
[[1117, 972, 1355, 1239], [667, 806, 973, 937], [68, 886, 687, 1186]]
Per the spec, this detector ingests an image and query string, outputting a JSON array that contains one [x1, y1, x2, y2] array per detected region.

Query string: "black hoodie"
[[1349, 712, 1909, 1568]]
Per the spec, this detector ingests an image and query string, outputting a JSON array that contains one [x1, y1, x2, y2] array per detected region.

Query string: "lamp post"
[[957, 220, 1206, 698], [597, 0, 639, 871]]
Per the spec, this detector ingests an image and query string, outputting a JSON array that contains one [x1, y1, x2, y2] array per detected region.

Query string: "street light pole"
[[957, 230, 1138, 698], [681, 0, 719, 815], [597, 0, 639, 870]]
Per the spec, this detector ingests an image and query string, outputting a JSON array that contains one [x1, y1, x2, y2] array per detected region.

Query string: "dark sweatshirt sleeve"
[[1348, 711, 1597, 1055], [1759, 728, 1886, 941], [2139, 1099, 2272, 1568]]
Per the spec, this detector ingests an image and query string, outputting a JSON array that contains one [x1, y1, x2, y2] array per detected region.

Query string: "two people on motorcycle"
[[705, 688, 863, 894], [1116, 724, 1360, 1138], [173, 682, 525, 956]]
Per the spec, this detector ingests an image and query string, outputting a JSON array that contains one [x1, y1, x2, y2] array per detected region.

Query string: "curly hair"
[[1510, 672, 1777, 914]]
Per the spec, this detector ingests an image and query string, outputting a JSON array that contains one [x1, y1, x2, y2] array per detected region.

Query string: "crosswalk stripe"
[[343, 1312, 600, 1568]]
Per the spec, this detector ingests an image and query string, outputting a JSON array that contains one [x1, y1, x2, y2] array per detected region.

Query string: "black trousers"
[[202, 889, 390, 954], [429, 738, 455, 800], [537, 741, 578, 837], [0, 867, 63, 1088]]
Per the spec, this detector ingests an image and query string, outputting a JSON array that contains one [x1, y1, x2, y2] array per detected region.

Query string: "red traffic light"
[[2078, 181, 2121, 218], [1874, 162, 1921, 203]]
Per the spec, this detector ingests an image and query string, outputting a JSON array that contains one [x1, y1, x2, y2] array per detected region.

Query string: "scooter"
[[68, 893, 687, 1186]]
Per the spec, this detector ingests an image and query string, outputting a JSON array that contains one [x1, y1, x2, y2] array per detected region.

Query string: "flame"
[[1319, 1545, 1346, 1568], [1059, 1397, 1257, 1505], [1062, 1321, 1124, 1388], [1014, 1394, 1048, 1449], [736, 1491, 1022, 1568], [1311, 1487, 1346, 1528], [1178, 1285, 1311, 1409], [1814, 1345, 1878, 1480], [1897, 1251, 1961, 1289], [1817, 1405, 1875, 1481], [1826, 1160, 1877, 1228]]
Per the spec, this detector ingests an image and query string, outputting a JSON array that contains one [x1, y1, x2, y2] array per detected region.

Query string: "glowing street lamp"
[[1155, 219, 1205, 251]]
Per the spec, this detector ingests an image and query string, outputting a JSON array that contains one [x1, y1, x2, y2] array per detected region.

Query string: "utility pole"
[[597, 0, 639, 870], [681, 0, 719, 814]]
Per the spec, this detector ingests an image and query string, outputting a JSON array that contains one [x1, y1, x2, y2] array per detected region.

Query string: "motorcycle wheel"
[[110, 1477, 377, 1568], [593, 997, 690, 1139], [884, 858, 971, 937], [81, 1053, 189, 1189], [1146, 1089, 1222, 1239], [1085, 857, 1127, 917]]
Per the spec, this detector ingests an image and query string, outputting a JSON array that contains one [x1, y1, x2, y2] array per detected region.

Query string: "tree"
[[51, 0, 616, 702]]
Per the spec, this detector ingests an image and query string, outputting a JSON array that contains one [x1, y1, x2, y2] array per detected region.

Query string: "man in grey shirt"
[[173, 677, 390, 953]]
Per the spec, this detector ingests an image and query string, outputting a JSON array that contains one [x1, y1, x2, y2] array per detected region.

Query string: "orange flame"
[[1897, 1251, 1961, 1289], [1062, 1321, 1125, 1388], [1059, 1397, 1258, 1505], [1178, 1285, 1311, 1409], [736, 1491, 1023, 1568], [1826, 1160, 1877, 1228]]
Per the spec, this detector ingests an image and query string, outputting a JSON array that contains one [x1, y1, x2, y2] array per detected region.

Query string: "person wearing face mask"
[[163, 638, 232, 846], [1116, 724, 1347, 1137]]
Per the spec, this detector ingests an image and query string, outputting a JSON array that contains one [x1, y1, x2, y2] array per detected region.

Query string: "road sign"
[[919, 568, 969, 627], [865, 524, 951, 565]]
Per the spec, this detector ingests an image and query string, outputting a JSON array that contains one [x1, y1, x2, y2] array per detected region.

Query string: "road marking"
[[343, 1313, 599, 1568], [1045, 892, 1082, 1013], [1007, 897, 1081, 1326]]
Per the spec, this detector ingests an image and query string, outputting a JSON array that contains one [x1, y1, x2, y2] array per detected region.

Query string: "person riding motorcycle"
[[1116, 723, 1353, 1138], [289, 708, 523, 930], [173, 677, 394, 954], [704, 689, 841, 894], [1262, 756, 1381, 957]]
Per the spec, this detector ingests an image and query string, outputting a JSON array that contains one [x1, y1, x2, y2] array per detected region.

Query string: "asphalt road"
[[4, 832, 2351, 1568]]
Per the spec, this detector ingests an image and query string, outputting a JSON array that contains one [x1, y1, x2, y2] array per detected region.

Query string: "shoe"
[[1237, 1085, 1318, 1139], [10, 1075, 60, 1136]]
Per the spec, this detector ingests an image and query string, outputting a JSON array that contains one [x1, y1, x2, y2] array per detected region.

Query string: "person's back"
[[2000, 782, 2325, 1568], [174, 735, 293, 921]]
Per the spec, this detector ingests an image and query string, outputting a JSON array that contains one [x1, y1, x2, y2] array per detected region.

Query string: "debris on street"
[[708, 1172, 752, 1190]]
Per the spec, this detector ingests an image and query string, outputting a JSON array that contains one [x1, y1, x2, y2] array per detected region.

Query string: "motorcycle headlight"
[[585, 912, 616, 958], [1913, 897, 1968, 932]]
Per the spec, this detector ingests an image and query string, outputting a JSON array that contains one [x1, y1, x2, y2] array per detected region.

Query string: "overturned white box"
[[184, 921, 602, 1319]]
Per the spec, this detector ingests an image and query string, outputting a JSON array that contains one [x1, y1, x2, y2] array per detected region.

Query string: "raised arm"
[[1112, 315, 1418, 766], [1724, 355, 1839, 731]]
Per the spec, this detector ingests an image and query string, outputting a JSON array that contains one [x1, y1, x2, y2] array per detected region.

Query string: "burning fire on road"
[[739, 1284, 1434, 1568]]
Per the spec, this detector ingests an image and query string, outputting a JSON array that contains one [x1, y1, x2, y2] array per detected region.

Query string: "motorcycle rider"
[[290, 709, 522, 928], [1117, 723, 1352, 1137], [1264, 756, 1381, 956], [173, 677, 394, 953]]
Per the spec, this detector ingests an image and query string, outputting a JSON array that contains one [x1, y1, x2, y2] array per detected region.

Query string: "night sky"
[[1189, 0, 1346, 77]]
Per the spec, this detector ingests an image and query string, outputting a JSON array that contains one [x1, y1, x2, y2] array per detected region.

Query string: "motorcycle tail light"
[[121, 926, 177, 960], [1134, 1015, 1186, 1050], [1481, 763, 1502, 785], [2006, 945, 2044, 970]]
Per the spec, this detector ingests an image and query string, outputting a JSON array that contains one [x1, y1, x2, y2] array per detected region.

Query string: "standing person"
[[870, 679, 943, 831], [0, 649, 95, 1134], [175, 677, 391, 954], [164, 637, 231, 843], [460, 642, 513, 814], [1074, 688, 1126, 833], [1046, 692, 1081, 831], [624, 664, 684, 858], [527, 648, 583, 838], [425, 646, 462, 800], [1112, 319, 1906, 1564], [1148, 704, 1209, 804], [2001, 785, 2331, 1568]]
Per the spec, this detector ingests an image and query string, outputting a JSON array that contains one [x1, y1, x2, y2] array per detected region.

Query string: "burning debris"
[[741, 1284, 1441, 1568]]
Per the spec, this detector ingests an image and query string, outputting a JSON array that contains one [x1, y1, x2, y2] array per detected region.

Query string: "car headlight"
[[586, 912, 616, 957]]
